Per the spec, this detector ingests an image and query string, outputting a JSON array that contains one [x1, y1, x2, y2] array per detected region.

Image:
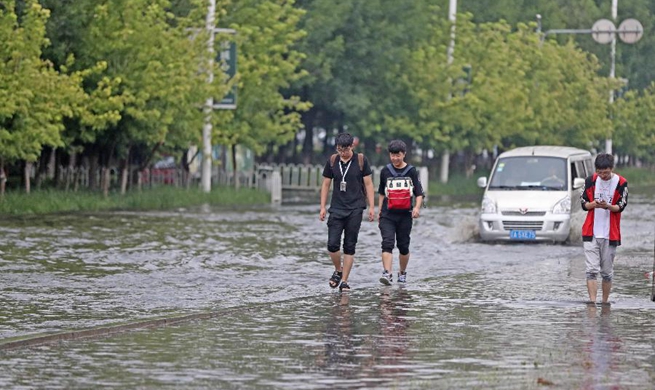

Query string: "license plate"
[[510, 230, 536, 240]]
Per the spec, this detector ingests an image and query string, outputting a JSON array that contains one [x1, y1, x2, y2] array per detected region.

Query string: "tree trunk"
[[182, 147, 193, 190], [120, 164, 128, 195], [232, 144, 239, 189], [35, 149, 48, 189], [48, 147, 56, 180], [65, 152, 77, 192], [89, 152, 99, 191], [0, 158, 6, 198], [120, 146, 131, 195], [464, 150, 476, 178], [24, 161, 32, 194], [220, 145, 227, 177], [440, 151, 450, 183], [73, 167, 80, 192], [102, 167, 110, 198]]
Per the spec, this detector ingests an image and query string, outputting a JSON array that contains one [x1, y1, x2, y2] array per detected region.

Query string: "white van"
[[477, 146, 594, 243]]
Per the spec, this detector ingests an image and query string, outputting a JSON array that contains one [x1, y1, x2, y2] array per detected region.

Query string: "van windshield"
[[488, 156, 567, 191]]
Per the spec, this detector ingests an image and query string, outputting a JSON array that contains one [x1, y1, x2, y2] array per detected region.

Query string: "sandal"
[[339, 281, 351, 292], [329, 271, 342, 288]]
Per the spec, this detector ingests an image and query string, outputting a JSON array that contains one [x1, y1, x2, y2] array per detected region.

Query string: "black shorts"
[[379, 211, 413, 255], [327, 208, 364, 255]]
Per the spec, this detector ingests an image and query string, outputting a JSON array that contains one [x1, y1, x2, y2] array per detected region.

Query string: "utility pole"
[[539, 5, 642, 156], [606, 0, 618, 155], [440, 0, 457, 184], [201, 0, 216, 193], [200, 1, 237, 193]]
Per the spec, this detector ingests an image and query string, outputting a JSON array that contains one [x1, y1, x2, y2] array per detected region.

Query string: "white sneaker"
[[398, 271, 407, 283], [379, 270, 392, 285]]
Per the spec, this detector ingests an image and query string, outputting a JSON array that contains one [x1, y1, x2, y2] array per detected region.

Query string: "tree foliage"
[[0, 0, 83, 163], [3, 0, 655, 195], [213, 0, 310, 154]]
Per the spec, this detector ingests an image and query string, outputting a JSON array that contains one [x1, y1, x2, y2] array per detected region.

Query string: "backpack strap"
[[387, 163, 413, 177], [387, 163, 397, 176], [332, 153, 364, 172]]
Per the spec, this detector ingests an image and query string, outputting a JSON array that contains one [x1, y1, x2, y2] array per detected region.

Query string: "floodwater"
[[1, 192, 655, 389]]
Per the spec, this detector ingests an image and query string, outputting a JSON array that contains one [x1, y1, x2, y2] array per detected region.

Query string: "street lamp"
[[201, 0, 237, 193], [539, 9, 643, 155], [441, 0, 457, 184]]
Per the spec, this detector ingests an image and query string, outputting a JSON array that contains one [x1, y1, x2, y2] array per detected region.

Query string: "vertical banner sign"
[[214, 41, 237, 110]]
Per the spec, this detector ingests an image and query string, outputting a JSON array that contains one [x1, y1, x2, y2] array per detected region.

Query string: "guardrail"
[[256, 163, 429, 205], [54, 163, 428, 205]]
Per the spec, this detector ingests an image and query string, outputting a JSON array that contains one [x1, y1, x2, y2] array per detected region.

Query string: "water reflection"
[[372, 287, 411, 377], [581, 304, 622, 389], [319, 293, 357, 378]]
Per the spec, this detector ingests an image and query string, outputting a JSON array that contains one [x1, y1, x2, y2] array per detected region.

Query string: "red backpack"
[[385, 163, 414, 210]]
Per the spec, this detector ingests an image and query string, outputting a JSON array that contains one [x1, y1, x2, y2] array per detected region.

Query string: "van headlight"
[[481, 196, 497, 214], [552, 195, 571, 214]]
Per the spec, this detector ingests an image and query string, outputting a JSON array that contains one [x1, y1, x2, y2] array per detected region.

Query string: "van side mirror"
[[477, 177, 487, 188], [573, 178, 585, 189]]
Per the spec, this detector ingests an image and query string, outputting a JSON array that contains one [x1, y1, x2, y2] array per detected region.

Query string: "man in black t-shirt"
[[319, 133, 375, 292]]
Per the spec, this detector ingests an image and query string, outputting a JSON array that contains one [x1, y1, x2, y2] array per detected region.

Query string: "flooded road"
[[1, 192, 655, 388]]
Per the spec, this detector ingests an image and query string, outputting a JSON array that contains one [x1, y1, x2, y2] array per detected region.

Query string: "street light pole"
[[540, 4, 643, 157], [607, 0, 618, 155], [440, 0, 457, 184], [201, 0, 216, 193], [446, 0, 457, 66]]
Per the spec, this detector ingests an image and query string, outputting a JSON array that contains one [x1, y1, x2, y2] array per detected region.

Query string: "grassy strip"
[[428, 171, 488, 197], [615, 166, 655, 187], [2, 166, 652, 216], [0, 185, 270, 216]]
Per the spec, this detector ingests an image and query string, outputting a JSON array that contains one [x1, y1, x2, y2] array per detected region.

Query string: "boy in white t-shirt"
[[580, 153, 629, 305]]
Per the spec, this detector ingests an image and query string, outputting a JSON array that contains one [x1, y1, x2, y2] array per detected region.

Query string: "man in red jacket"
[[580, 153, 628, 305]]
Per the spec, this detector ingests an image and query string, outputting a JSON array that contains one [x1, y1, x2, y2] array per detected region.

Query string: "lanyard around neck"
[[339, 159, 352, 183]]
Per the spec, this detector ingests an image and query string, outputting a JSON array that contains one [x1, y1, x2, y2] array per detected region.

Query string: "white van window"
[[583, 159, 593, 176], [489, 156, 566, 190], [573, 161, 586, 180]]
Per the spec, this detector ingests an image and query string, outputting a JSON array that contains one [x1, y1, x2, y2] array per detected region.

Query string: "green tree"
[[399, 16, 613, 175], [292, 0, 436, 163], [0, 0, 85, 194], [66, 0, 210, 195], [213, 0, 309, 176], [613, 84, 655, 165]]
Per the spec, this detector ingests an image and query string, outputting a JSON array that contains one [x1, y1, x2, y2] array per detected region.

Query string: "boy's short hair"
[[335, 133, 354, 148], [387, 140, 406, 154], [595, 153, 614, 170]]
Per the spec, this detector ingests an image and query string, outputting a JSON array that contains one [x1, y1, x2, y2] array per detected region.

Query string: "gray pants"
[[584, 238, 616, 282]]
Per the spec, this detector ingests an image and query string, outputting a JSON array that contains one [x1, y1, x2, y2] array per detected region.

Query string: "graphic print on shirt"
[[593, 174, 619, 239]]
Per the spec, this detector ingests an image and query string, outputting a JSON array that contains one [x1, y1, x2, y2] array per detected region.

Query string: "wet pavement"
[[1, 192, 655, 389]]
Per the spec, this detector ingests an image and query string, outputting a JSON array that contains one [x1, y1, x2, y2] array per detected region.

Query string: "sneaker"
[[379, 270, 392, 285], [398, 271, 407, 283]]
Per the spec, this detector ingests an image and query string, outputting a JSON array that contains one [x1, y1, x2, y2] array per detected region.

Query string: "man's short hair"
[[595, 153, 614, 170], [387, 140, 406, 154], [335, 133, 354, 148]]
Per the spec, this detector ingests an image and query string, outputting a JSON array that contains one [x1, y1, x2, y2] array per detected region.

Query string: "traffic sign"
[[592, 19, 615, 44], [618, 18, 643, 44], [214, 41, 237, 109]]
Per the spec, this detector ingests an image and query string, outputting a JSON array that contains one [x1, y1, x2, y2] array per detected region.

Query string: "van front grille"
[[501, 211, 546, 216], [502, 221, 544, 231]]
